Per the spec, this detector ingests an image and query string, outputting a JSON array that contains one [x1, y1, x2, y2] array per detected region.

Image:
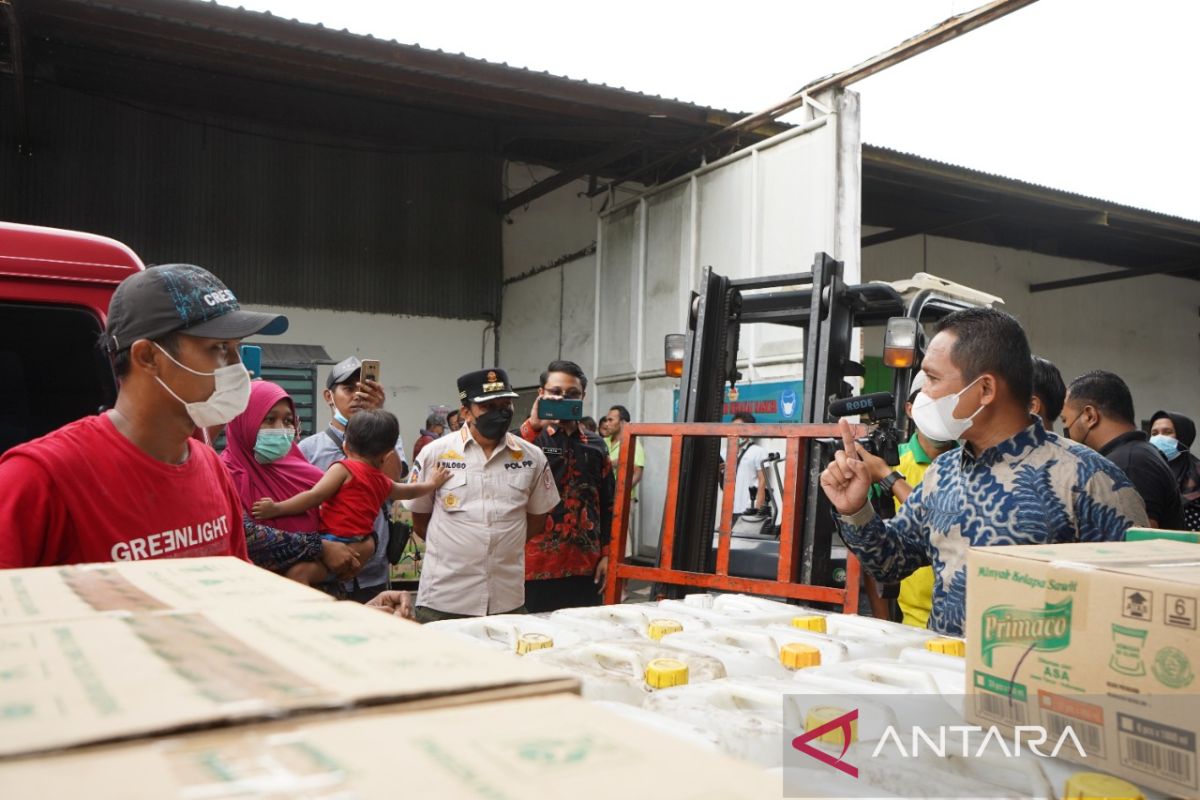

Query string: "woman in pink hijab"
[[222, 381, 360, 583]]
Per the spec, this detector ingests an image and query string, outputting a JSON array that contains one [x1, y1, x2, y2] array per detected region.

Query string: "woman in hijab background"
[[222, 380, 362, 582], [1149, 410, 1200, 531]]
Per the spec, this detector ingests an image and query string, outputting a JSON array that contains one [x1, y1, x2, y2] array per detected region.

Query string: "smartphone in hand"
[[360, 359, 381, 385], [538, 397, 584, 421]]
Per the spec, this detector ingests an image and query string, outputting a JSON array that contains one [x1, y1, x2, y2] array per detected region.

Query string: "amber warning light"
[[883, 317, 918, 369], [664, 334, 686, 378]]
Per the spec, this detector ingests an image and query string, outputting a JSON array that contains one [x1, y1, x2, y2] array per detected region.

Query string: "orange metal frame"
[[603, 421, 863, 613]]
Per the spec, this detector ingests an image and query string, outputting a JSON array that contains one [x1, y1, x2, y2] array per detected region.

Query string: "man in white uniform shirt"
[[406, 368, 560, 623], [731, 412, 770, 516]]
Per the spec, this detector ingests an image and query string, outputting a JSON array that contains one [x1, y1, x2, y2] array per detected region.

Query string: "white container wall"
[[500, 92, 861, 558]]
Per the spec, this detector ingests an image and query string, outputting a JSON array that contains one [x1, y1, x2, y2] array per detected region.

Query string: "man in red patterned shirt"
[[518, 360, 615, 612]]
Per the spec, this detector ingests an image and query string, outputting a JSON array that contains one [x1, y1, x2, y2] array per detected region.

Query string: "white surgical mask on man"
[[910, 375, 984, 443], [154, 343, 251, 428]]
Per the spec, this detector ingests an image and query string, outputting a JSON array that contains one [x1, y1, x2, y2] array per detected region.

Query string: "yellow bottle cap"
[[645, 658, 689, 689], [804, 706, 857, 746], [647, 618, 685, 641], [1063, 772, 1145, 800], [780, 642, 822, 670], [791, 615, 827, 633], [515, 632, 553, 655], [925, 637, 966, 657]]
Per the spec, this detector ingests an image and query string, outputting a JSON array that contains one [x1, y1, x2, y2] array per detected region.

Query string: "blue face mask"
[[254, 428, 295, 464], [334, 409, 349, 427], [1150, 434, 1183, 462]]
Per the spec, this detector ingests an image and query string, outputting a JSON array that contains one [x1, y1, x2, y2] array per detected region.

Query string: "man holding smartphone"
[[518, 360, 616, 612]]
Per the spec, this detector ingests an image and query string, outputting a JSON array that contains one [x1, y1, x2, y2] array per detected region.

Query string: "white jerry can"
[[655, 593, 822, 628], [524, 639, 725, 705], [423, 613, 631, 655], [662, 626, 832, 679], [550, 602, 710, 640]]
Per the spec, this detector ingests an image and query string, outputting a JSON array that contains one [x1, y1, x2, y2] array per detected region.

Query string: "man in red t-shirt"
[[0, 264, 289, 568]]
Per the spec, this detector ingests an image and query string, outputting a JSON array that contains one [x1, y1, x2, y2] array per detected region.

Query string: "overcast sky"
[[220, 0, 1199, 221]]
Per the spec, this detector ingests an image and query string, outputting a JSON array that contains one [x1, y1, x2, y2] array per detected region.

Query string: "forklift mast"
[[623, 252, 995, 601], [675, 253, 850, 584], [670, 252, 951, 591]]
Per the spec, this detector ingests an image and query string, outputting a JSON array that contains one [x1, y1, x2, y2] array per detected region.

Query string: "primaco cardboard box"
[[0, 600, 576, 758], [966, 540, 1200, 798], [0, 694, 778, 799], [0, 556, 332, 625]]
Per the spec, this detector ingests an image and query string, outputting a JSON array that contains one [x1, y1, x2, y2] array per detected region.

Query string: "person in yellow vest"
[[857, 372, 957, 627]]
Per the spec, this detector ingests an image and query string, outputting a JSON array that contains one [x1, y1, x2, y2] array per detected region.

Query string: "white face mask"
[[910, 375, 984, 443], [154, 343, 251, 428]]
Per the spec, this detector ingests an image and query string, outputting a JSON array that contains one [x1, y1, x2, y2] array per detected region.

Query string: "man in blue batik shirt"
[[821, 308, 1147, 636]]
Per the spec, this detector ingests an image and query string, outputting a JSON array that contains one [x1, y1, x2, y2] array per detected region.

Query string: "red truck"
[[0, 221, 144, 454]]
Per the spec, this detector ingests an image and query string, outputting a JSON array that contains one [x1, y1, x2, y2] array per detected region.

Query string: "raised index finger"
[[839, 418, 860, 460]]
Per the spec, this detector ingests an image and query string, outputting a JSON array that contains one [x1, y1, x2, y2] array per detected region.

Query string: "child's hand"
[[252, 498, 279, 520], [427, 464, 452, 488]]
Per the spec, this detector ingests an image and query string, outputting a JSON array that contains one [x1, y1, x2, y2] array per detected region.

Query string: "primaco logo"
[[980, 598, 1072, 666]]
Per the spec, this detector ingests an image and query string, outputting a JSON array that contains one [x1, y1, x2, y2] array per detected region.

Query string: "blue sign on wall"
[[673, 379, 804, 423]]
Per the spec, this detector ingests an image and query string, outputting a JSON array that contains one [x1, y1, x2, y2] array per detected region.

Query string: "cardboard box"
[[0, 601, 576, 758], [0, 693, 778, 799], [1127, 527, 1200, 544], [966, 540, 1200, 798], [0, 557, 331, 625]]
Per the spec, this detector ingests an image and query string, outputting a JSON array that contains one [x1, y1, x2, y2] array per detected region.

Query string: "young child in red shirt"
[[253, 409, 448, 585]]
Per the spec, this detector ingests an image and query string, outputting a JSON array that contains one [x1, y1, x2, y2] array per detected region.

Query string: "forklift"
[[603, 251, 1000, 608]]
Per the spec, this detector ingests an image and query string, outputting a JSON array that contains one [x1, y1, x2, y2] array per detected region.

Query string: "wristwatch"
[[879, 471, 905, 496]]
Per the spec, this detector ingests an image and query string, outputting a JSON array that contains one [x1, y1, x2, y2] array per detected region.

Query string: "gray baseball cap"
[[103, 264, 288, 353], [326, 356, 363, 389]]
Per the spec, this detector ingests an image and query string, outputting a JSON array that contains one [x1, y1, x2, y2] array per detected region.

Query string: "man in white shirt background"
[[730, 412, 770, 517]]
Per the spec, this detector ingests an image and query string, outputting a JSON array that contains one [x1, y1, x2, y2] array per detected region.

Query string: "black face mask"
[[1063, 411, 1091, 446], [473, 408, 513, 441]]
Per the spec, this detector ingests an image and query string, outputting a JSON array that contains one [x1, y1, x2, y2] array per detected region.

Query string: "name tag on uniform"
[[542, 447, 563, 456]]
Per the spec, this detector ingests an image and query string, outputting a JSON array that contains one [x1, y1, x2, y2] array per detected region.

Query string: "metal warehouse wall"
[[0, 83, 502, 320]]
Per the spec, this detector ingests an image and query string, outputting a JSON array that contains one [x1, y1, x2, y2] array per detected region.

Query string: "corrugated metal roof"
[[28, 0, 751, 129], [862, 143, 1200, 282], [22, 0, 781, 190], [863, 143, 1200, 229], [200, 1, 727, 115]]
